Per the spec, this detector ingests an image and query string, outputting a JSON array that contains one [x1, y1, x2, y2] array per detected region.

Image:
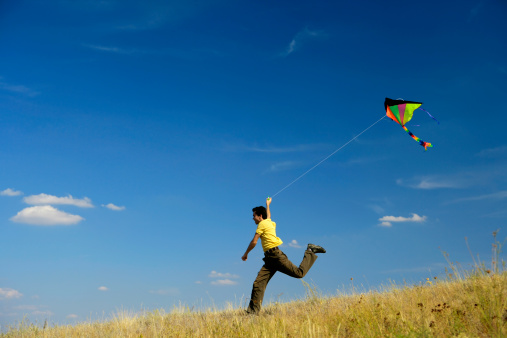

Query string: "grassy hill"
[[3, 234, 507, 337], [3, 269, 506, 337]]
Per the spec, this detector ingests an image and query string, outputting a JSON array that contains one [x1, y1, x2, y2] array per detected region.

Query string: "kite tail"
[[402, 125, 433, 151], [418, 107, 440, 124]]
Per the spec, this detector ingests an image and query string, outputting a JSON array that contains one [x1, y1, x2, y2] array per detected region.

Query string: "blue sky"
[[1, 0, 506, 327]]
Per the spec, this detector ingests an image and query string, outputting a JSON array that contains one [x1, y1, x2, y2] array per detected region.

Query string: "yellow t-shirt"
[[256, 219, 283, 252]]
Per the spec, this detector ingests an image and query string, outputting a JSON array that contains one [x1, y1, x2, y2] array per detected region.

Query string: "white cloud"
[[0, 288, 23, 300], [10, 206, 84, 226], [1, 188, 23, 196], [211, 279, 238, 286], [288, 240, 302, 248], [209, 271, 239, 279], [98, 286, 108, 291], [195, 281, 202, 284], [379, 213, 427, 227], [67, 314, 78, 319], [24, 194, 93, 208], [102, 203, 126, 211]]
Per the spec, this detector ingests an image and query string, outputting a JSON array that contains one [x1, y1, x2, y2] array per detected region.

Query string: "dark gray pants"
[[247, 248, 317, 314]]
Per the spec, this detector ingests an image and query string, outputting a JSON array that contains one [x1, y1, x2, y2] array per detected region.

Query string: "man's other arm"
[[242, 233, 261, 261]]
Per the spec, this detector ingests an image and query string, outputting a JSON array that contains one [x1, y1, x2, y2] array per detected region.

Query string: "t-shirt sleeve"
[[255, 223, 265, 235]]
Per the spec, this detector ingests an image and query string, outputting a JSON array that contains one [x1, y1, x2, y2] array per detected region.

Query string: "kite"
[[384, 98, 437, 150]]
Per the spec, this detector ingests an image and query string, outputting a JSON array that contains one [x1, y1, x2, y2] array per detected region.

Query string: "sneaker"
[[307, 243, 326, 254]]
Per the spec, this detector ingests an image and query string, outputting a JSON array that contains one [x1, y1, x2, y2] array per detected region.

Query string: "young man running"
[[242, 197, 326, 314]]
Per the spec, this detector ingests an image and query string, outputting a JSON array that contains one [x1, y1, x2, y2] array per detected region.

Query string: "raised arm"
[[266, 197, 272, 219]]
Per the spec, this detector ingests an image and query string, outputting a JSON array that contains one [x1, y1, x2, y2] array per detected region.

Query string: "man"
[[242, 197, 326, 314]]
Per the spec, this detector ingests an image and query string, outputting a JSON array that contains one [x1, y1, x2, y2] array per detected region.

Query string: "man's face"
[[253, 212, 263, 225]]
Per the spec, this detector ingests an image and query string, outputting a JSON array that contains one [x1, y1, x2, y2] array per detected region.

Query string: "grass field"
[[3, 236, 506, 337]]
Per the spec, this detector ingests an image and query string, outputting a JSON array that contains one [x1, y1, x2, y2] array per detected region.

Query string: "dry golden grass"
[[2, 270, 506, 337], [3, 233, 506, 337]]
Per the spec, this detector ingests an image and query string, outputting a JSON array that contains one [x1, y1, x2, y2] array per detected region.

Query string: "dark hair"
[[252, 206, 267, 219]]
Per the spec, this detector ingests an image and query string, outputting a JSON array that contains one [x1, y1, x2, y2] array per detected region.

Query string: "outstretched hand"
[[266, 197, 272, 206]]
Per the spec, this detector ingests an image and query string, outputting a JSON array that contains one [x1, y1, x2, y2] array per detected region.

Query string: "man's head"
[[252, 206, 267, 224]]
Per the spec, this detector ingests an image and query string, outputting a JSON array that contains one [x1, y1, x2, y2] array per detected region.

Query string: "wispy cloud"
[[0, 80, 39, 97], [10, 206, 84, 226], [379, 213, 427, 227], [59, 0, 116, 11], [450, 190, 507, 204], [382, 262, 447, 274], [281, 27, 327, 57], [340, 156, 387, 167], [1, 188, 23, 196], [369, 204, 385, 214], [224, 143, 325, 153], [149, 288, 179, 296], [64, 1, 218, 32], [288, 239, 302, 248], [468, 1, 484, 22], [98, 286, 108, 291], [24, 194, 93, 208], [102, 203, 126, 211], [368, 198, 393, 215], [14, 305, 38, 311], [67, 314, 79, 319], [397, 164, 507, 190], [211, 279, 238, 286], [396, 176, 464, 189], [0, 288, 23, 300], [115, 2, 222, 31], [13, 305, 53, 317], [84, 44, 223, 60], [32, 310, 54, 316], [476, 145, 507, 158], [267, 161, 301, 173], [83, 44, 137, 54], [483, 209, 507, 218]]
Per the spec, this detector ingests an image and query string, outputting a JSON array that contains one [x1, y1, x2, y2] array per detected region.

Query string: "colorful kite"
[[384, 98, 435, 150]]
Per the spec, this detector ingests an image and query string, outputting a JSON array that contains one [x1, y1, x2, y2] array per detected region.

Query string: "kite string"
[[271, 114, 387, 198]]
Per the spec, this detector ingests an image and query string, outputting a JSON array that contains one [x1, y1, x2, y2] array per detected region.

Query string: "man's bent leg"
[[247, 265, 276, 314], [275, 249, 317, 279]]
